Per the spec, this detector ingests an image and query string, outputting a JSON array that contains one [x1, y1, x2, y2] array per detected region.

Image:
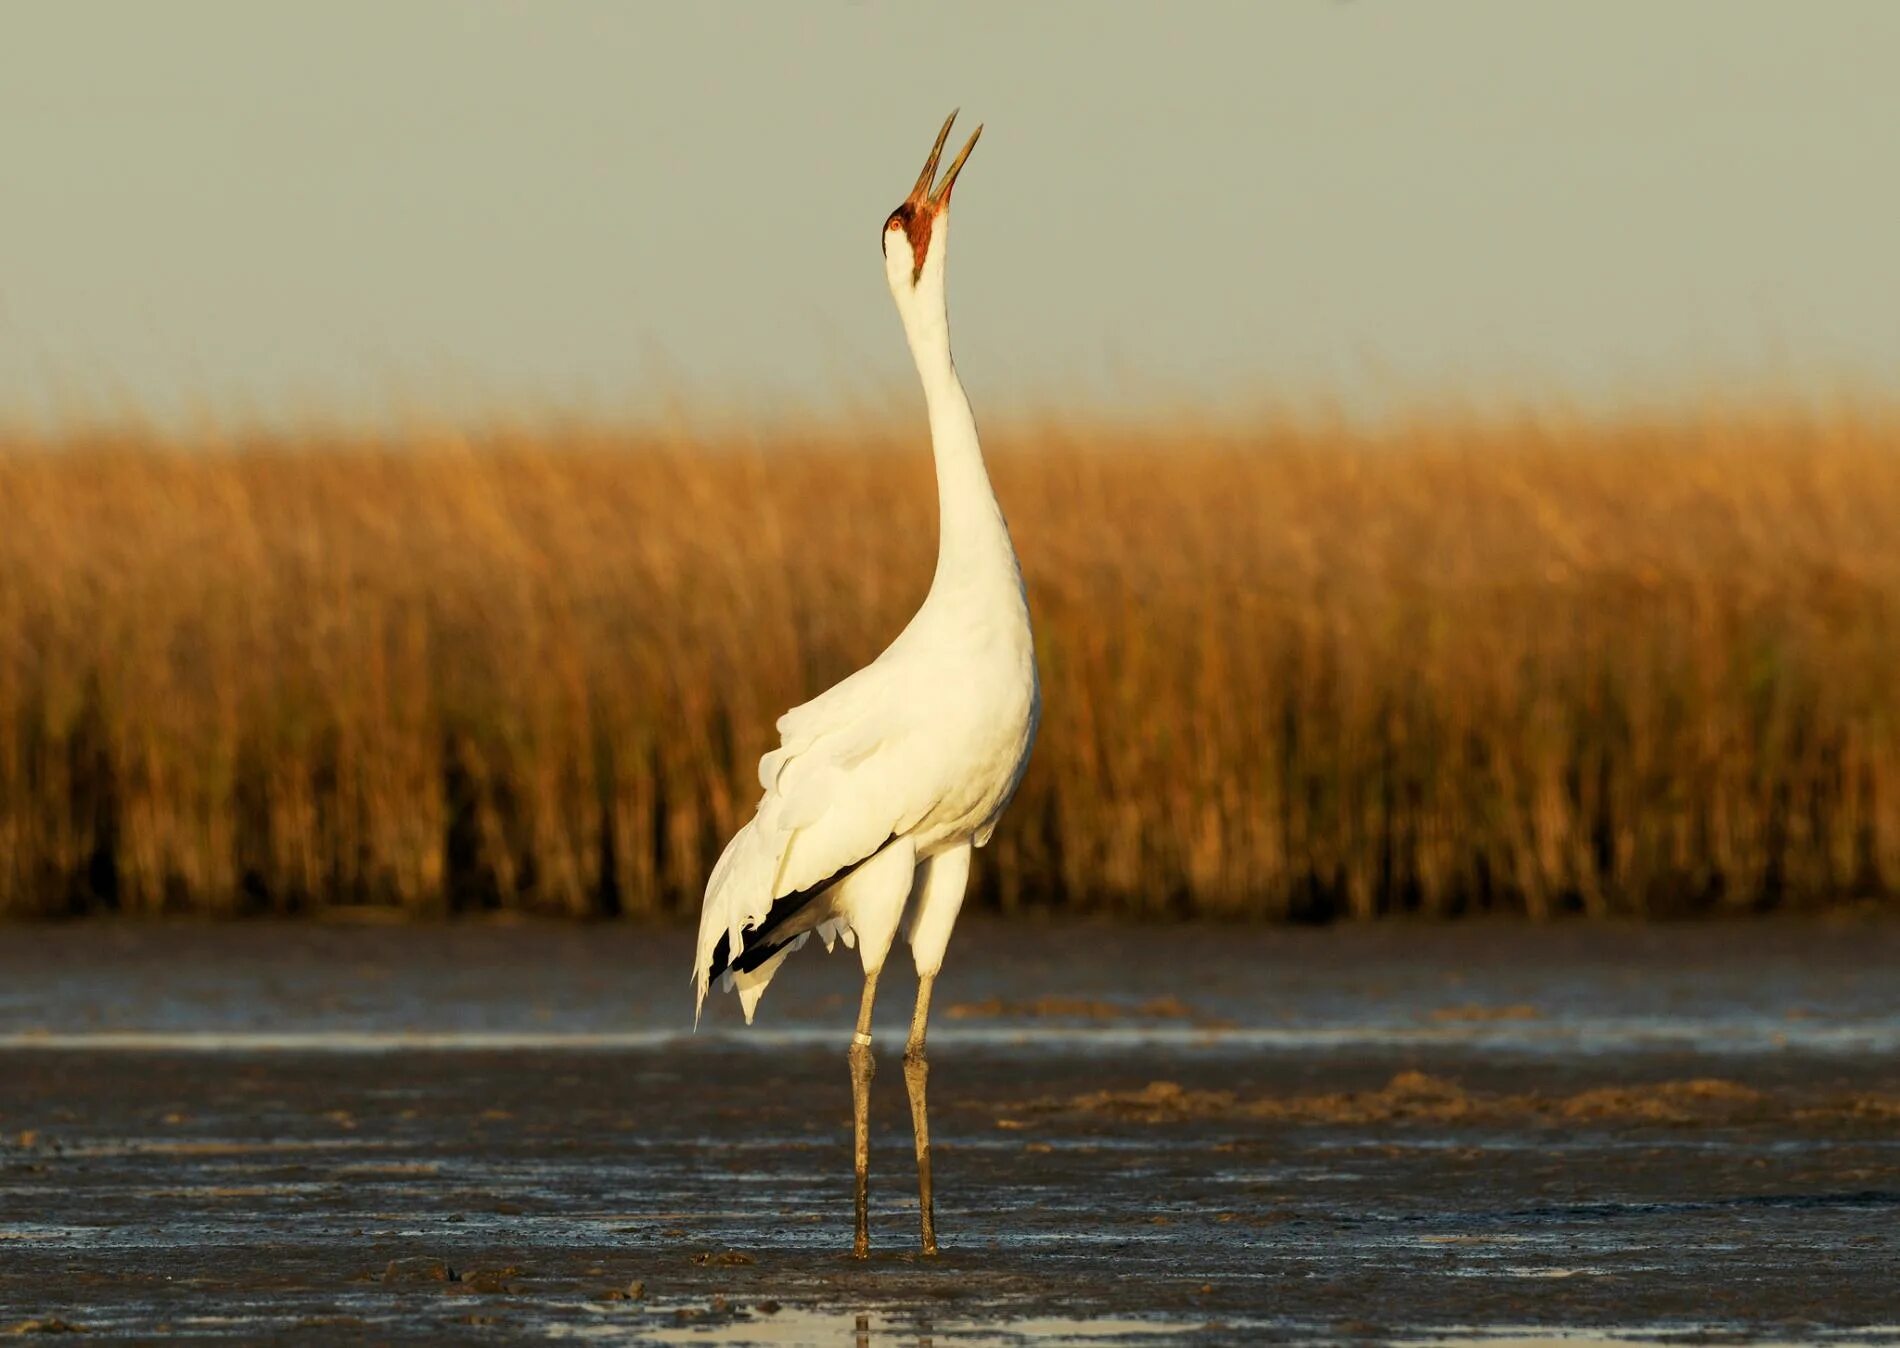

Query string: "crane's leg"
[[900, 841, 970, 1256], [849, 969, 880, 1259], [830, 834, 917, 1259], [903, 971, 939, 1254]]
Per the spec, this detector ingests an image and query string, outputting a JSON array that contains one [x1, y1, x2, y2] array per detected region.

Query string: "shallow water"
[[0, 921, 1895, 1344]]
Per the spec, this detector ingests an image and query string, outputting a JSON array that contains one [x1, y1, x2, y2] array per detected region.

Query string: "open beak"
[[907, 109, 982, 212]]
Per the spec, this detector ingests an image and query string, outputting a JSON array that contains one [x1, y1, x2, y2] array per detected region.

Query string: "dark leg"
[[904, 972, 938, 1254], [849, 971, 880, 1259]]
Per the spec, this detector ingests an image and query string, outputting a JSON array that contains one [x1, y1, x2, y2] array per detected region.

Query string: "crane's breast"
[[910, 650, 1037, 849]]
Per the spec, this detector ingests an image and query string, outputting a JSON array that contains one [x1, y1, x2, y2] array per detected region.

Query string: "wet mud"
[[1027, 1071, 1900, 1127], [0, 921, 1896, 1344]]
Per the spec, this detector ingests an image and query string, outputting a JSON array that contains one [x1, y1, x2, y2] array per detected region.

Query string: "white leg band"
[[852, 1031, 874, 1047]]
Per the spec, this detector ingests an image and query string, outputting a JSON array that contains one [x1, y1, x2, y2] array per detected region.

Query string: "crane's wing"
[[691, 665, 939, 1021]]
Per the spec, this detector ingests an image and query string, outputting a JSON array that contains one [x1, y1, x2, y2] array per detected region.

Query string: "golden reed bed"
[[2, 406, 1898, 919]]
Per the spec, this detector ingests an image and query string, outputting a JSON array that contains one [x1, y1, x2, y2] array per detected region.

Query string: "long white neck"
[[895, 262, 1021, 603]]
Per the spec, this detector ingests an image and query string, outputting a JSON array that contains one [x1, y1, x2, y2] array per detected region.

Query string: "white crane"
[[692, 110, 1038, 1259]]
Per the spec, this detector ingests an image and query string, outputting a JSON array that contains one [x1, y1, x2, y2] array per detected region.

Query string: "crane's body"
[[692, 582, 1036, 1020], [690, 112, 1036, 1258]]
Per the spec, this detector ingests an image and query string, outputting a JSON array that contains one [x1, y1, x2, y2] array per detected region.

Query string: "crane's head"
[[882, 109, 980, 299]]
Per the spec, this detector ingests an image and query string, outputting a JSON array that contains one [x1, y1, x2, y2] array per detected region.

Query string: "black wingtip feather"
[[703, 833, 897, 984]]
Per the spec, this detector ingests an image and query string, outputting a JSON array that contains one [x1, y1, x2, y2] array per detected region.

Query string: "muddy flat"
[[0, 921, 1896, 1345]]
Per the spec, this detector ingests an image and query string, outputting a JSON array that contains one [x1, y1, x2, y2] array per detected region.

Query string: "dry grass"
[[2, 405, 1899, 919]]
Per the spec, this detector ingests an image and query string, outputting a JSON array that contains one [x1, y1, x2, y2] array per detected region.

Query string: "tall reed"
[[2, 406, 1897, 919]]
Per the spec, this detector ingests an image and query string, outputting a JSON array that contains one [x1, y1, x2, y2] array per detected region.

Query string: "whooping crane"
[[692, 110, 1039, 1258]]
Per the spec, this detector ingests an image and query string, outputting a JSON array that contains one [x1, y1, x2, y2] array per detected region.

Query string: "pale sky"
[[3, 1, 1897, 426]]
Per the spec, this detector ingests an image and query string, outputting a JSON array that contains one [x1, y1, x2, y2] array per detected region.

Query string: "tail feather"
[[692, 822, 897, 1025], [730, 936, 805, 1024], [692, 818, 788, 1024]]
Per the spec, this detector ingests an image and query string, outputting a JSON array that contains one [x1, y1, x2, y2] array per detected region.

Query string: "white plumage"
[[688, 111, 1036, 1258]]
